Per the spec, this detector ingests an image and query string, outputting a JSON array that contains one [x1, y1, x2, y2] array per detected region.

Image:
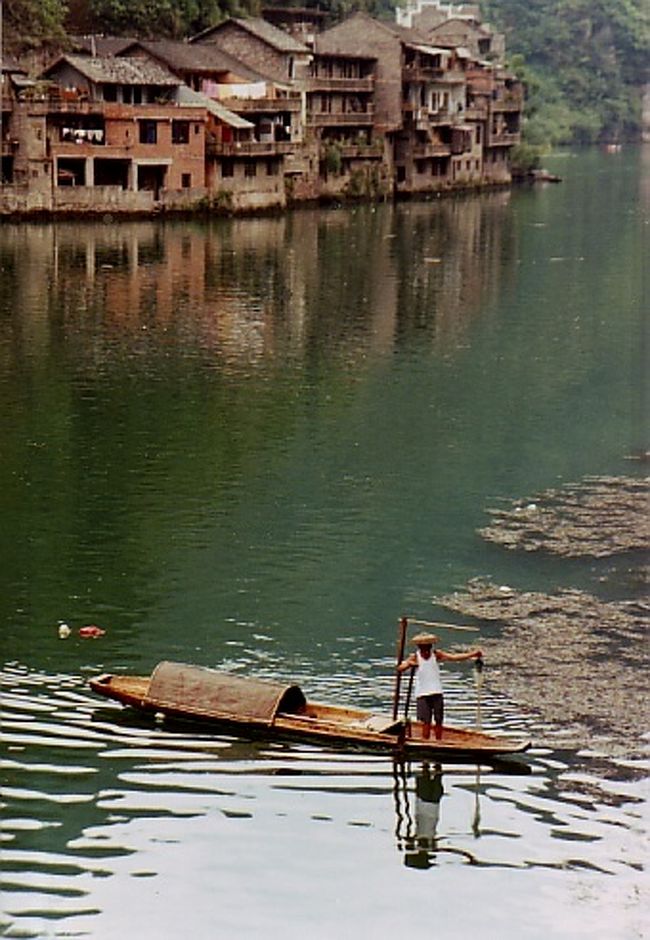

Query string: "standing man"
[[397, 632, 482, 740]]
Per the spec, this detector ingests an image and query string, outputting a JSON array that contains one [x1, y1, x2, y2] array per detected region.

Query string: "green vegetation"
[[483, 0, 650, 144], [2, 0, 69, 51], [81, 0, 238, 39]]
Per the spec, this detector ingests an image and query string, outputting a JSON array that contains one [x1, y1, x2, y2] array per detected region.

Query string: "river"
[[1, 147, 647, 939]]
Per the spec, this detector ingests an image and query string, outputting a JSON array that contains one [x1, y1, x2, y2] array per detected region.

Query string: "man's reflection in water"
[[394, 762, 476, 869], [405, 762, 443, 869]]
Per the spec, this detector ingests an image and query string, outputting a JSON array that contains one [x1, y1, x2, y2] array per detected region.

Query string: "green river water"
[[0, 147, 647, 939]]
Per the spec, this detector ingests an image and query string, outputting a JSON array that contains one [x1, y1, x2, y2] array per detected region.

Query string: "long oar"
[[403, 665, 415, 723], [408, 617, 479, 633], [392, 616, 409, 721], [474, 653, 484, 728]]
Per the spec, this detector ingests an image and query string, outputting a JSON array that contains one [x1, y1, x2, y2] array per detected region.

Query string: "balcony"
[[52, 141, 130, 158], [306, 77, 373, 93], [206, 139, 296, 157], [412, 141, 451, 158], [487, 130, 521, 146], [307, 109, 374, 127], [336, 143, 384, 159], [402, 65, 444, 82], [218, 95, 302, 114], [491, 92, 524, 112], [464, 105, 488, 121], [403, 66, 466, 86], [1, 138, 20, 156]]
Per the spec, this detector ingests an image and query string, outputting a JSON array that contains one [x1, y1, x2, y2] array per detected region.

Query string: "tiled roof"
[[1, 56, 27, 74], [232, 17, 310, 53], [176, 85, 255, 129], [192, 16, 309, 54], [71, 35, 137, 56], [44, 54, 180, 86]]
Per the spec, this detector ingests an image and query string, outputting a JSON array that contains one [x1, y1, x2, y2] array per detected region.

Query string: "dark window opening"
[[139, 120, 157, 145], [172, 121, 189, 145]]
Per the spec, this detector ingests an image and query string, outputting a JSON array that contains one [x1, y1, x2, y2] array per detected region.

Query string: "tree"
[[3, 0, 68, 50]]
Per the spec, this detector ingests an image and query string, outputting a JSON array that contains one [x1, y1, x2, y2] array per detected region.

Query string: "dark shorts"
[[416, 693, 444, 726]]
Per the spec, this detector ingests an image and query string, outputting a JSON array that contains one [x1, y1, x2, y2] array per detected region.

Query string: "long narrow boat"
[[89, 661, 530, 759]]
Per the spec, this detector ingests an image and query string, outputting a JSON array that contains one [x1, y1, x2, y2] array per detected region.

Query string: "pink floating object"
[[78, 625, 106, 638]]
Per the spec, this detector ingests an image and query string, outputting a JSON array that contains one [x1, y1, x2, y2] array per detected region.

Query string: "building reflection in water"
[[0, 194, 516, 377], [393, 762, 478, 869]]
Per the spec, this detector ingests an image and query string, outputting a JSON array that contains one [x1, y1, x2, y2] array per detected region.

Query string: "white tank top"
[[415, 650, 443, 697]]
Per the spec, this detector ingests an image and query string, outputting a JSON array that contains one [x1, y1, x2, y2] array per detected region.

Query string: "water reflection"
[[1, 664, 646, 938], [1, 149, 647, 939], [0, 194, 516, 377]]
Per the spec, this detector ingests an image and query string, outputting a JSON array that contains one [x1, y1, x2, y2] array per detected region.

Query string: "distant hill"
[[482, 0, 650, 143]]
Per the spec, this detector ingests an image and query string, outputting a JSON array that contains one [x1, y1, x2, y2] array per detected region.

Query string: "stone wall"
[[196, 25, 291, 83]]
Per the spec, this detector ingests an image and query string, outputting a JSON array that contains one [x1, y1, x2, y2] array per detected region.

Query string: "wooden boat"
[[89, 661, 531, 759]]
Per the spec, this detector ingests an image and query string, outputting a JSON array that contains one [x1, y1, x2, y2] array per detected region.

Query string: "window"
[[266, 160, 278, 176], [181, 173, 191, 188], [139, 120, 157, 145], [123, 86, 132, 104], [245, 162, 257, 178], [103, 84, 117, 102], [172, 121, 189, 145], [222, 160, 234, 178]]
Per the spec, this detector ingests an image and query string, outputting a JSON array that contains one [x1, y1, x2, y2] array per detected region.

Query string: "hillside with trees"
[[482, 0, 649, 144], [3, 0, 648, 144]]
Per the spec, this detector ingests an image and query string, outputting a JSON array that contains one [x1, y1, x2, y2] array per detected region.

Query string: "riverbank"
[[0, 176, 515, 221]]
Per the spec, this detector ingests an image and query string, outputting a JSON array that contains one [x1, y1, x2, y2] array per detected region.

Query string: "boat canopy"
[[147, 661, 307, 725]]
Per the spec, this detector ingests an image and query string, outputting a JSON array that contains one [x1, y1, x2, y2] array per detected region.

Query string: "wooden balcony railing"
[[206, 139, 296, 157], [491, 92, 524, 112], [412, 142, 451, 158], [487, 130, 521, 146], [306, 77, 373, 93], [218, 96, 302, 113], [307, 110, 374, 127]]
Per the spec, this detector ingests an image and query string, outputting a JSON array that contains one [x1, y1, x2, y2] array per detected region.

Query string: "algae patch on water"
[[478, 476, 649, 558], [436, 579, 649, 758]]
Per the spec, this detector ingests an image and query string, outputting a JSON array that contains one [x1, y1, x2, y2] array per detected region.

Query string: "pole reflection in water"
[[394, 761, 477, 869]]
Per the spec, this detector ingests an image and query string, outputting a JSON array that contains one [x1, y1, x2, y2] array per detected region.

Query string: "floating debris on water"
[[78, 625, 106, 638], [479, 475, 649, 557], [435, 578, 649, 757]]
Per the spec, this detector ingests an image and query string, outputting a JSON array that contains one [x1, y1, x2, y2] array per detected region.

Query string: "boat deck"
[[90, 671, 530, 757]]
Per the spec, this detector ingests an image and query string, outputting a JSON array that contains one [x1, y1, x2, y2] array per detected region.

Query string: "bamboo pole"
[[403, 665, 415, 722], [392, 616, 408, 721], [407, 617, 479, 633]]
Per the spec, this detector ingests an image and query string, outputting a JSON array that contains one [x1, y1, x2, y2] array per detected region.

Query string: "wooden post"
[[403, 665, 415, 721], [392, 616, 408, 721]]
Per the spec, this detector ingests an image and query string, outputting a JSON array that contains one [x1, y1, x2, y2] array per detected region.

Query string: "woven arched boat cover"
[[146, 662, 307, 725]]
